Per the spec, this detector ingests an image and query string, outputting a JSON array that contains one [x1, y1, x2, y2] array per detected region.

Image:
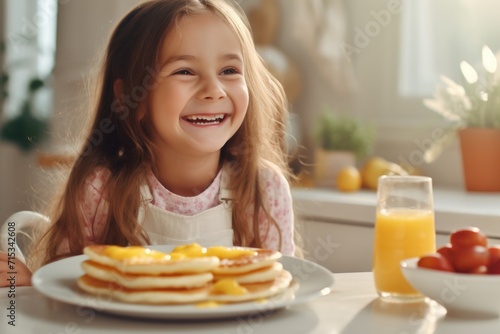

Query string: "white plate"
[[32, 246, 334, 319]]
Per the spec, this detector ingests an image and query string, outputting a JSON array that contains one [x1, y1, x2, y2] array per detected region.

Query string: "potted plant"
[[423, 45, 500, 192], [0, 40, 49, 152], [313, 110, 375, 187]]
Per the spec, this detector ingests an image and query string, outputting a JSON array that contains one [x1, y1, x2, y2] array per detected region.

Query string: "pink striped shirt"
[[80, 164, 295, 255]]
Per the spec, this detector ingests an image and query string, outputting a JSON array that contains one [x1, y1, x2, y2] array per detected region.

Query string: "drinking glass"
[[372, 175, 436, 302]]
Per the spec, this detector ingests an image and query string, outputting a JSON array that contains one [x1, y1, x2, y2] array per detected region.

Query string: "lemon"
[[361, 157, 407, 190], [336, 166, 362, 192], [361, 157, 389, 190]]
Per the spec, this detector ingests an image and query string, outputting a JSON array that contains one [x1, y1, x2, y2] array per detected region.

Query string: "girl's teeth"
[[185, 114, 225, 125]]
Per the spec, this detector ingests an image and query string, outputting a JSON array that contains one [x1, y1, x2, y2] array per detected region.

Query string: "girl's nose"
[[199, 77, 227, 100]]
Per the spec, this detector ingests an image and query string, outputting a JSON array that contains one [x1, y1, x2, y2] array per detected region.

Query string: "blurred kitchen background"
[[1, 0, 500, 221]]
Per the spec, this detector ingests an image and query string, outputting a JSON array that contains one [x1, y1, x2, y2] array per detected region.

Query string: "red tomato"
[[469, 265, 488, 274], [417, 253, 454, 272], [437, 245, 454, 269], [450, 227, 487, 249], [489, 258, 500, 274], [451, 245, 489, 272], [488, 245, 500, 267]]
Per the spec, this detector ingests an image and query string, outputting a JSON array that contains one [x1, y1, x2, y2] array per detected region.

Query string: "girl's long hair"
[[34, 0, 291, 268]]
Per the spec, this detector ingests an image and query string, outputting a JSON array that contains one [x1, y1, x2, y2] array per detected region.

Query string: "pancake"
[[77, 275, 210, 304], [209, 270, 293, 303], [169, 244, 282, 275], [169, 245, 291, 302], [84, 245, 220, 275], [81, 260, 213, 289], [212, 262, 283, 284], [212, 249, 282, 275]]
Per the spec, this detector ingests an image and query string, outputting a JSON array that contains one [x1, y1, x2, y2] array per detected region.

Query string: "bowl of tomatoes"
[[401, 227, 500, 317]]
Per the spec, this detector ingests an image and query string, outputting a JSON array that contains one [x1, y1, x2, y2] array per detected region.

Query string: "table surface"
[[2, 272, 500, 334]]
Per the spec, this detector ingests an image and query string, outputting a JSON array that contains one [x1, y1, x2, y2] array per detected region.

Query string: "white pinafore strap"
[[138, 167, 233, 246]]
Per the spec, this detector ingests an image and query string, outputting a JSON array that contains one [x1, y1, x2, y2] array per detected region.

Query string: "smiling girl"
[[0, 0, 297, 287]]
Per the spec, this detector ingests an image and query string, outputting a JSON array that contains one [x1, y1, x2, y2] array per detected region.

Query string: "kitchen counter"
[[292, 187, 500, 237], [291, 187, 500, 273]]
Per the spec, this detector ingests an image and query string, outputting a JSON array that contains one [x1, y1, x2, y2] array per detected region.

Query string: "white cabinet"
[[297, 218, 374, 273]]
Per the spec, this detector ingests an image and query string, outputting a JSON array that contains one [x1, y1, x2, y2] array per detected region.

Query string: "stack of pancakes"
[[78, 245, 220, 304], [209, 247, 292, 303], [77, 244, 293, 305]]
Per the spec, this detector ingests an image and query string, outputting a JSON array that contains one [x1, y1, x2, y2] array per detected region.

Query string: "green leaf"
[[0, 100, 49, 151], [314, 109, 375, 158], [28, 78, 45, 93], [0, 73, 7, 99], [0, 73, 8, 84]]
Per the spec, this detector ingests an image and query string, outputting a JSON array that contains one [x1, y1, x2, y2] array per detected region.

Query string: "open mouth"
[[184, 114, 226, 125]]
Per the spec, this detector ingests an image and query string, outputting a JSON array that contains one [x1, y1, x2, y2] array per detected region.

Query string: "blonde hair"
[[35, 0, 292, 267]]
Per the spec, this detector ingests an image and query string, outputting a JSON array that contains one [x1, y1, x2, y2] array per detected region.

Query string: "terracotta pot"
[[458, 128, 500, 192], [313, 149, 356, 188]]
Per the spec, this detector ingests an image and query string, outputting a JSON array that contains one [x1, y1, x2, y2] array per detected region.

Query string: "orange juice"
[[373, 208, 436, 296]]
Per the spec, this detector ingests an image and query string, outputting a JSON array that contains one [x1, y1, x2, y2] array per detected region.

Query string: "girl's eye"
[[174, 69, 192, 75], [221, 67, 239, 75]]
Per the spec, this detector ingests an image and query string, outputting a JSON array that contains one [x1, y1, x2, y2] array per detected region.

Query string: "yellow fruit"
[[336, 166, 362, 192], [360, 157, 387, 190], [361, 157, 407, 190]]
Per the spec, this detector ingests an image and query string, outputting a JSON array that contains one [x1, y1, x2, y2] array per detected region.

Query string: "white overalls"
[[137, 169, 234, 247]]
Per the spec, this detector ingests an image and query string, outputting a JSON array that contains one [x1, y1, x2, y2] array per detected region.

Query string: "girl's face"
[[148, 12, 249, 159]]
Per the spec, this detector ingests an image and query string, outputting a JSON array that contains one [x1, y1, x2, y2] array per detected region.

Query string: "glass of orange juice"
[[373, 175, 436, 302]]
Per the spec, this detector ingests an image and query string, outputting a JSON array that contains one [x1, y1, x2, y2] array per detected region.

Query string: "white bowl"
[[401, 257, 500, 318]]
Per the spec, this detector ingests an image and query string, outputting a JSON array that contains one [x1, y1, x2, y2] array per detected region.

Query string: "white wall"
[[273, 0, 464, 189], [50, 0, 143, 147]]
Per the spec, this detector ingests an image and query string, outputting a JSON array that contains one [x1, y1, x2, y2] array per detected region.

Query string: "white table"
[[2, 272, 500, 334]]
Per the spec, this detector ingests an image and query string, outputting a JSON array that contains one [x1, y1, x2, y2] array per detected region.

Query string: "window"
[[399, 0, 500, 97], [3, 0, 57, 118]]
